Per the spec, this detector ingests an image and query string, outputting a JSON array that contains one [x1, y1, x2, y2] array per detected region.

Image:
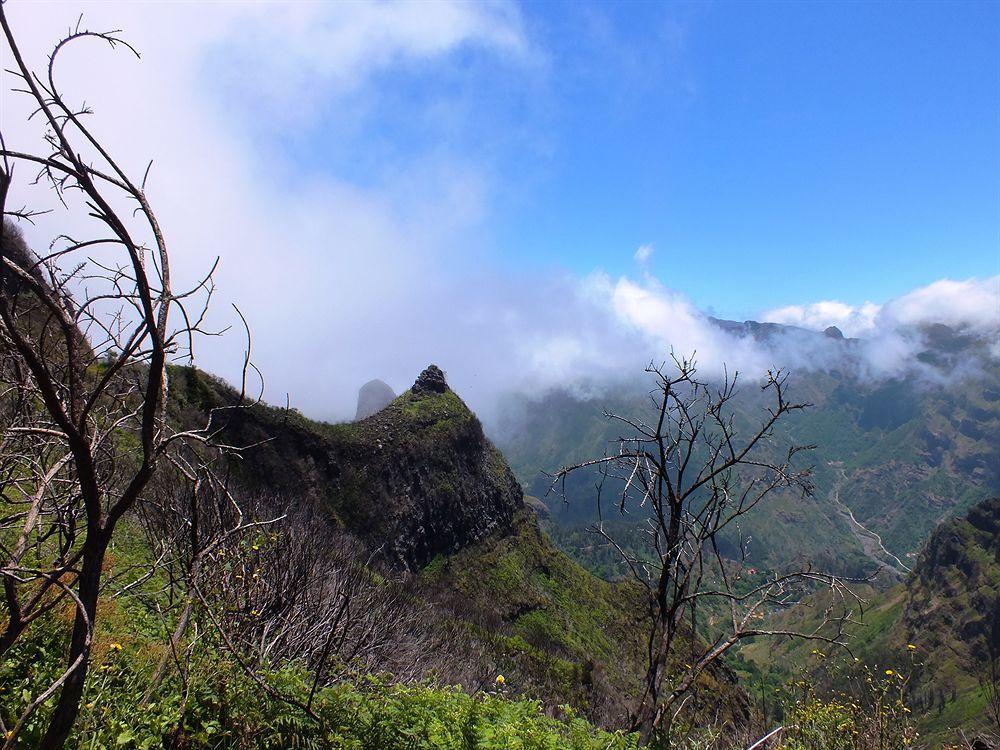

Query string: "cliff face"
[[170, 364, 523, 570], [902, 495, 999, 658], [328, 365, 524, 569]]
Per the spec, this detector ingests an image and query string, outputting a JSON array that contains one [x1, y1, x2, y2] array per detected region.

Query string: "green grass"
[[0, 621, 641, 750]]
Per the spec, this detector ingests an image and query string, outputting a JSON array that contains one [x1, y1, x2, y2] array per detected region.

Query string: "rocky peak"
[[342, 365, 523, 569], [355, 378, 396, 420], [183, 362, 523, 572], [824, 325, 845, 339], [412, 364, 449, 395]]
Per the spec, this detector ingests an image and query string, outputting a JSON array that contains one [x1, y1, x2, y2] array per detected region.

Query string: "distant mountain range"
[[495, 317, 998, 579]]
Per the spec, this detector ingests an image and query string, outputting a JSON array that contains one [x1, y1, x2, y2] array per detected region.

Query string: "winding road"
[[827, 466, 911, 578]]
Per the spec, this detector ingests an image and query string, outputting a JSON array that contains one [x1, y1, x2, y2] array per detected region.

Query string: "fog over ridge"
[[2, 2, 996, 424]]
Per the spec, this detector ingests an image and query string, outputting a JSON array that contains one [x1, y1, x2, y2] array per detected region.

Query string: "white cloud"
[[2, 2, 994, 425], [762, 300, 882, 337], [503, 272, 767, 396], [208, 1, 530, 129], [762, 277, 999, 340], [879, 277, 1000, 333], [0, 0, 532, 419]]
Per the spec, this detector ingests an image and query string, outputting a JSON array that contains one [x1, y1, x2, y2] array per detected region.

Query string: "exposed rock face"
[[412, 364, 448, 395], [900, 496, 999, 683], [355, 378, 396, 420], [338, 365, 523, 569], [824, 325, 845, 339], [172, 364, 523, 571]]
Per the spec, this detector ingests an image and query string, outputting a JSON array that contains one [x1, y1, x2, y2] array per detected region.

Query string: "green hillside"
[[163, 364, 674, 722], [1, 362, 732, 745], [741, 496, 1000, 747], [495, 325, 998, 579]]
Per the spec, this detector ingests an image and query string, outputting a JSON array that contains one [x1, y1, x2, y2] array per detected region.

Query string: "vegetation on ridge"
[[742, 496, 1000, 747], [1, 7, 993, 749]]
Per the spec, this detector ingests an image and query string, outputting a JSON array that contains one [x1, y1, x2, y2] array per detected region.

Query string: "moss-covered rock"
[[169, 364, 523, 570]]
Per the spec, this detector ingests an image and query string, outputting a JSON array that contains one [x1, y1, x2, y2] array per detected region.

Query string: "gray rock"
[[355, 379, 396, 420], [412, 364, 449, 395], [523, 495, 551, 520]]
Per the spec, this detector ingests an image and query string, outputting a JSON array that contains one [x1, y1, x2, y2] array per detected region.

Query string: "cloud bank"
[[2, 2, 996, 424], [763, 277, 999, 339]]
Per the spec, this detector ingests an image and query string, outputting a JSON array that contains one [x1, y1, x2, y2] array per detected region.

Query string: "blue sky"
[[510, 1, 999, 318], [6, 0, 998, 416], [262, 0, 999, 320]]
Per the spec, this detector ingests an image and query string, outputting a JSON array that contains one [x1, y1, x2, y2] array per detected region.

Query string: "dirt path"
[[827, 466, 910, 578]]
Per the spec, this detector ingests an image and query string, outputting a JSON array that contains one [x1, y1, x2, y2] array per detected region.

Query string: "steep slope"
[[495, 321, 998, 579], [892, 496, 999, 739], [171, 364, 523, 570], [168, 363, 750, 731], [743, 497, 1000, 747], [170, 364, 744, 728]]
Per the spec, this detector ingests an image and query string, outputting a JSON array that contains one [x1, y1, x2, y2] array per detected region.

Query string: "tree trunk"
[[38, 533, 108, 750]]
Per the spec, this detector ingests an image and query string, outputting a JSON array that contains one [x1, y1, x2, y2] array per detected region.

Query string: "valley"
[[1, 2, 997, 746], [827, 465, 910, 578]]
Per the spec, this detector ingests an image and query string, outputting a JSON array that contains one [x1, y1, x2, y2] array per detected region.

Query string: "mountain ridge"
[[495, 320, 998, 579], [172, 363, 523, 570]]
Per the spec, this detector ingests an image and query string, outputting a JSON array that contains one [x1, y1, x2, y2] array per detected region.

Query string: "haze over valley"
[[0, 2, 997, 749]]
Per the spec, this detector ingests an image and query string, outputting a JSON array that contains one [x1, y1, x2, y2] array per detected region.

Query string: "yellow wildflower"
[[495, 675, 506, 685], [885, 669, 894, 676]]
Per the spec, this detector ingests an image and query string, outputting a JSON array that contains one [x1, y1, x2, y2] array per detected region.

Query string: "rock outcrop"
[[171, 364, 524, 571], [355, 378, 396, 420], [412, 364, 448, 395], [336, 365, 523, 569]]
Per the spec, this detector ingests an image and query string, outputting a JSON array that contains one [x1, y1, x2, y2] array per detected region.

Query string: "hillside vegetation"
[[2, 355, 920, 748], [496, 323, 998, 579], [742, 496, 1000, 747]]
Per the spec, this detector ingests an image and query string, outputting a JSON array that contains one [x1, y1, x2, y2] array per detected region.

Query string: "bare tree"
[[0, 9, 246, 748], [550, 356, 860, 745], [126, 452, 445, 746]]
